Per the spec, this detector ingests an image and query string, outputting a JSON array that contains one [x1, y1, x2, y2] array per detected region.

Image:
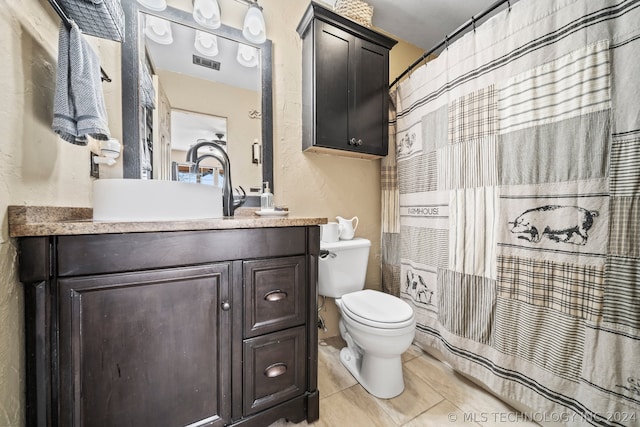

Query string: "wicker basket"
[[333, 0, 374, 28]]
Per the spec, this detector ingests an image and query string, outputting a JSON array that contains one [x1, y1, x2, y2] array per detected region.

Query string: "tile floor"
[[270, 337, 539, 427]]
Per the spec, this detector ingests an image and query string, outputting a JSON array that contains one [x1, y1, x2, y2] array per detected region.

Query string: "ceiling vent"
[[192, 55, 221, 71]]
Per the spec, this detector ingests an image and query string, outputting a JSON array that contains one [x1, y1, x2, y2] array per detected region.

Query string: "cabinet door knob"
[[356, 139, 363, 146], [264, 362, 288, 378], [221, 301, 231, 311], [349, 137, 357, 146], [264, 290, 288, 302]]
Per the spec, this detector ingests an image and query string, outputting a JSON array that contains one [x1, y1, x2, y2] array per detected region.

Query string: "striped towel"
[[52, 22, 110, 145]]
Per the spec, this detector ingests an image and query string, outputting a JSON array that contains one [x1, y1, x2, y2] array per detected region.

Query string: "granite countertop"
[[8, 206, 327, 237]]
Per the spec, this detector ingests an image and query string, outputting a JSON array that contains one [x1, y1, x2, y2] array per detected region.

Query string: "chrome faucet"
[[185, 141, 246, 216]]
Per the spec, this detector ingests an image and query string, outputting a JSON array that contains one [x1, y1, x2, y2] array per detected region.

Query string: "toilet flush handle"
[[319, 250, 337, 259]]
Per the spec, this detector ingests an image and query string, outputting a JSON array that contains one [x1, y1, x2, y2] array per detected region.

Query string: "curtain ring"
[[422, 54, 429, 67], [471, 16, 476, 33], [445, 35, 449, 50], [507, 0, 511, 12]]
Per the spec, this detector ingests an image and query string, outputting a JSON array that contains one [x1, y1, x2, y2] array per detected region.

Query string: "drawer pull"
[[264, 290, 287, 302], [264, 362, 287, 378]]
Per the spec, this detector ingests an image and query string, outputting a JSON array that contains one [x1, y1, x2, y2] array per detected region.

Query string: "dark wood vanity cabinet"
[[19, 227, 320, 427], [58, 264, 231, 427], [297, 2, 397, 158]]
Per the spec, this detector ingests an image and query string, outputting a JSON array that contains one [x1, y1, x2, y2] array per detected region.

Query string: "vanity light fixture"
[[193, 0, 222, 29], [136, 0, 167, 11], [144, 15, 173, 45], [237, 43, 259, 67], [242, 1, 266, 44], [194, 31, 219, 57]]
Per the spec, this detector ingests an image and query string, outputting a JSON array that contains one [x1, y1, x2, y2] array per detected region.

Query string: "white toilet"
[[318, 238, 416, 399]]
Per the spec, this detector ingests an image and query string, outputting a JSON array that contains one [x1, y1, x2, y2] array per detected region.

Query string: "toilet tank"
[[318, 238, 371, 298]]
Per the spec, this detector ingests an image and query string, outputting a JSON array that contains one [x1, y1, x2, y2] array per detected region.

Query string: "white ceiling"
[[331, 0, 514, 50]]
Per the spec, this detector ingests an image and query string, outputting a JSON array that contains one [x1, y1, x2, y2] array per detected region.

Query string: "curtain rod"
[[389, 0, 513, 89], [47, 0, 112, 83]]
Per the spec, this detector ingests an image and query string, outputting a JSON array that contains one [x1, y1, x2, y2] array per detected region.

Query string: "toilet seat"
[[340, 290, 415, 329]]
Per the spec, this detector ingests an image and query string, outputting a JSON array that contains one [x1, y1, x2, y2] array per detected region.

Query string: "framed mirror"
[[121, 1, 273, 207]]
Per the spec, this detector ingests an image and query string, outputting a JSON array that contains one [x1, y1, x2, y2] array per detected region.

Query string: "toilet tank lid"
[[320, 238, 371, 251]]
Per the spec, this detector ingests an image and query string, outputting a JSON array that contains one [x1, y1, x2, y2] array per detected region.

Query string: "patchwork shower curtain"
[[386, 0, 640, 425]]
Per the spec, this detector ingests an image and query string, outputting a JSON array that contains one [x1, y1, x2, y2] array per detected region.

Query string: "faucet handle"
[[233, 186, 247, 209]]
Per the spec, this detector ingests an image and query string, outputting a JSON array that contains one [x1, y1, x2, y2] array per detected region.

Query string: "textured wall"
[[0, 0, 121, 424]]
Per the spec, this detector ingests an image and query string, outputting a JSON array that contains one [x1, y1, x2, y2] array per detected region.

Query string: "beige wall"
[[0, 0, 424, 423]]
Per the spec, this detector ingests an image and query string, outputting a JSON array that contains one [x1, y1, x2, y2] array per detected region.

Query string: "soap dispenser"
[[261, 181, 274, 211]]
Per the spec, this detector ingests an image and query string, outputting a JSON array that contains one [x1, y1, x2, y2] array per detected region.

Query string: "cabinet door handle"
[[264, 362, 288, 378], [221, 301, 231, 311], [264, 290, 288, 302]]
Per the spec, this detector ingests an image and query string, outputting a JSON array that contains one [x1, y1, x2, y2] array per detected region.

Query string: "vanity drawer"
[[243, 326, 306, 415], [243, 256, 306, 338]]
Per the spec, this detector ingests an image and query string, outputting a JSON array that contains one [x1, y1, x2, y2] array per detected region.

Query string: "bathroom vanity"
[[9, 206, 324, 427]]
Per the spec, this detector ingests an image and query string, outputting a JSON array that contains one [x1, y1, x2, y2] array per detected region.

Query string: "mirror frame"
[[121, 1, 273, 207]]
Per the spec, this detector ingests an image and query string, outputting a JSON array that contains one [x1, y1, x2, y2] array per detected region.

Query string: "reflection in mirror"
[[121, 2, 273, 207], [143, 12, 261, 193], [170, 109, 230, 186], [144, 13, 263, 192], [170, 109, 227, 152]]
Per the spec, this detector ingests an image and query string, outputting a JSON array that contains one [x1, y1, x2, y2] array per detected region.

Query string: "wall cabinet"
[[19, 227, 319, 427], [297, 3, 397, 158]]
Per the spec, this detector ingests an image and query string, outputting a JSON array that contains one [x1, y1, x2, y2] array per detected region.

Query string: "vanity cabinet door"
[[57, 264, 231, 427]]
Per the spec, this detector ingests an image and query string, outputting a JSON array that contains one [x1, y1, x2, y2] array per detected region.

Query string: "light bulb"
[[237, 43, 258, 67], [242, 3, 266, 44], [137, 0, 167, 11], [194, 31, 219, 57], [145, 15, 173, 45], [193, 0, 221, 30]]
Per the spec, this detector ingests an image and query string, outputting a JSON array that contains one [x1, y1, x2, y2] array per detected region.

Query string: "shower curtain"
[[385, 0, 640, 425], [381, 92, 400, 296]]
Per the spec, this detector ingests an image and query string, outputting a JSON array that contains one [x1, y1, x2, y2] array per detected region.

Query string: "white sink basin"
[[93, 179, 223, 221]]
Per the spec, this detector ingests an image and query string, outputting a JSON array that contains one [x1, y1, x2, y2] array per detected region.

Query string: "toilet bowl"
[[319, 238, 416, 399]]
